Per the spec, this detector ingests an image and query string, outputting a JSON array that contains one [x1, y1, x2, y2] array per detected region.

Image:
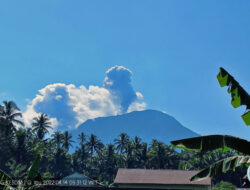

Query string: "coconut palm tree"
[[32, 113, 52, 140], [0, 101, 24, 134], [133, 136, 142, 150], [74, 143, 88, 172], [78, 132, 87, 145], [130, 136, 144, 167], [171, 68, 250, 182], [138, 142, 149, 168], [49, 147, 71, 179], [103, 144, 117, 182], [13, 128, 32, 164], [62, 131, 74, 151], [124, 141, 135, 168], [86, 134, 103, 163], [150, 140, 166, 169], [51, 131, 63, 149], [114, 133, 129, 154]]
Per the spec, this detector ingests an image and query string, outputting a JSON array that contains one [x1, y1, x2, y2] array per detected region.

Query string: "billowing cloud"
[[23, 66, 146, 129]]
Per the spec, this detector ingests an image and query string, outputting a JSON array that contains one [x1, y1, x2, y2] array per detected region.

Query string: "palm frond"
[[9, 112, 23, 119], [12, 119, 24, 126]]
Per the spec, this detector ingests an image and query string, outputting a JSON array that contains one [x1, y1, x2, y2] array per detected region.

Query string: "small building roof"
[[114, 169, 211, 186], [63, 172, 89, 180]]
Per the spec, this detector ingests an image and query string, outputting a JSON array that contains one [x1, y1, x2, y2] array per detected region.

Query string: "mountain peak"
[[71, 110, 199, 145]]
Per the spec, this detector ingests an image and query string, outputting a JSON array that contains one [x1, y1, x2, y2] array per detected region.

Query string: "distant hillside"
[[71, 110, 199, 145]]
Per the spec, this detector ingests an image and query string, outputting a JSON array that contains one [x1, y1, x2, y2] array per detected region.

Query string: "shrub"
[[213, 181, 236, 190]]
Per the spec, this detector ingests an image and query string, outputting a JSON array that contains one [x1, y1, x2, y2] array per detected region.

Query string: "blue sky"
[[0, 1, 250, 139]]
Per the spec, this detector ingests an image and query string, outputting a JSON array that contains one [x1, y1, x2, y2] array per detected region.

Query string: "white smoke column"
[[103, 65, 138, 113]]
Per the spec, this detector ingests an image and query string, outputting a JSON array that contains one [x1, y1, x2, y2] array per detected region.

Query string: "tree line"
[[0, 100, 240, 185]]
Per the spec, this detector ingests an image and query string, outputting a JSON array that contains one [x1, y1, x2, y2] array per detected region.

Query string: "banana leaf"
[[0, 169, 11, 182], [0, 168, 12, 185], [217, 67, 250, 125], [23, 154, 41, 189], [26, 155, 41, 181], [171, 135, 250, 155], [0, 155, 42, 190], [242, 111, 250, 126], [0, 169, 13, 190], [190, 156, 250, 181]]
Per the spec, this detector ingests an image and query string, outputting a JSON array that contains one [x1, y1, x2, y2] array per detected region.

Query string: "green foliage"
[[0, 99, 244, 186], [170, 68, 250, 183], [172, 135, 250, 155], [62, 131, 74, 151], [171, 135, 250, 182], [42, 171, 53, 179], [178, 149, 233, 171], [0, 101, 24, 128], [0, 155, 42, 190], [5, 159, 26, 178], [26, 155, 41, 181], [190, 156, 250, 181], [0, 170, 12, 182], [217, 67, 250, 125], [213, 181, 236, 190], [32, 113, 52, 140]]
